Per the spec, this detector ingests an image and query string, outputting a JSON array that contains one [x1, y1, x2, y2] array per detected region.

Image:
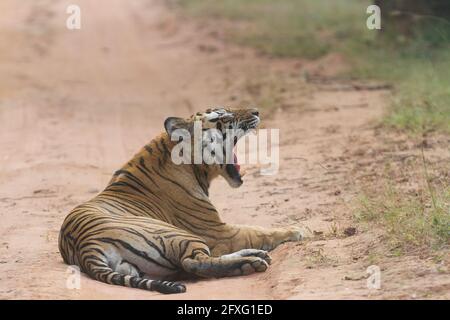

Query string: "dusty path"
[[1, 0, 448, 299]]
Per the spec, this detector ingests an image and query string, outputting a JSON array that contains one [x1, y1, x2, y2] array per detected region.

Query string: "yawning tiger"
[[58, 107, 303, 294]]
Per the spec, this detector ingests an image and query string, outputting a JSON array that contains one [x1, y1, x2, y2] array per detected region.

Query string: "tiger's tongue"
[[233, 153, 240, 172]]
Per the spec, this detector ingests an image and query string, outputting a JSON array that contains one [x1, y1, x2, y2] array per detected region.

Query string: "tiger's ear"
[[164, 117, 192, 136]]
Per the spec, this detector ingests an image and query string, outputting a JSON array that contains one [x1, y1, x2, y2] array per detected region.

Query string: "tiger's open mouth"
[[225, 115, 260, 186]]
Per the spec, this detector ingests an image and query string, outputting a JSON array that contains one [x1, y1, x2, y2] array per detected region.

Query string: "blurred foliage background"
[[175, 0, 450, 134]]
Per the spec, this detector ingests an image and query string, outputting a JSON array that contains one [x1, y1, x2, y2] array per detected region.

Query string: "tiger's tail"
[[82, 253, 186, 294]]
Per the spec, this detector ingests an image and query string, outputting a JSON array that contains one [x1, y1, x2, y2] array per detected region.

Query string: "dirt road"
[[1, 0, 448, 299]]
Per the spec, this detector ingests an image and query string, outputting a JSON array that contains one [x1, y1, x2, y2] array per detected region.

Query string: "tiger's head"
[[164, 107, 260, 188]]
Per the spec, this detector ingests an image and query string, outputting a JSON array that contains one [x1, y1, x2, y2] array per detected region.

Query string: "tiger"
[[58, 107, 304, 294]]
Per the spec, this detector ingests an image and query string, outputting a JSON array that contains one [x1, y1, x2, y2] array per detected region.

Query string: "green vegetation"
[[175, 0, 450, 134], [356, 149, 449, 253], [356, 183, 449, 253], [350, 33, 450, 134]]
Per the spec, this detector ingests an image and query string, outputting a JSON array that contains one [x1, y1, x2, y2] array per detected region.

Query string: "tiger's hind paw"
[[231, 249, 272, 265], [239, 257, 269, 275], [150, 280, 186, 294]]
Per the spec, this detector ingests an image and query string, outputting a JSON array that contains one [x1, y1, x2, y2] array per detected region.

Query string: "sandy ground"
[[0, 0, 449, 299]]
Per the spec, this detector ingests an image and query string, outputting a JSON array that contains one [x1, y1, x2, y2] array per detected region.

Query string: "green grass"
[[356, 183, 449, 253], [355, 148, 449, 254], [355, 150, 450, 253], [349, 36, 450, 134], [175, 0, 450, 134]]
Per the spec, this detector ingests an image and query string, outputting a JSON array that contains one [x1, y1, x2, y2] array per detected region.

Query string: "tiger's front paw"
[[269, 226, 305, 248], [285, 226, 305, 242]]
